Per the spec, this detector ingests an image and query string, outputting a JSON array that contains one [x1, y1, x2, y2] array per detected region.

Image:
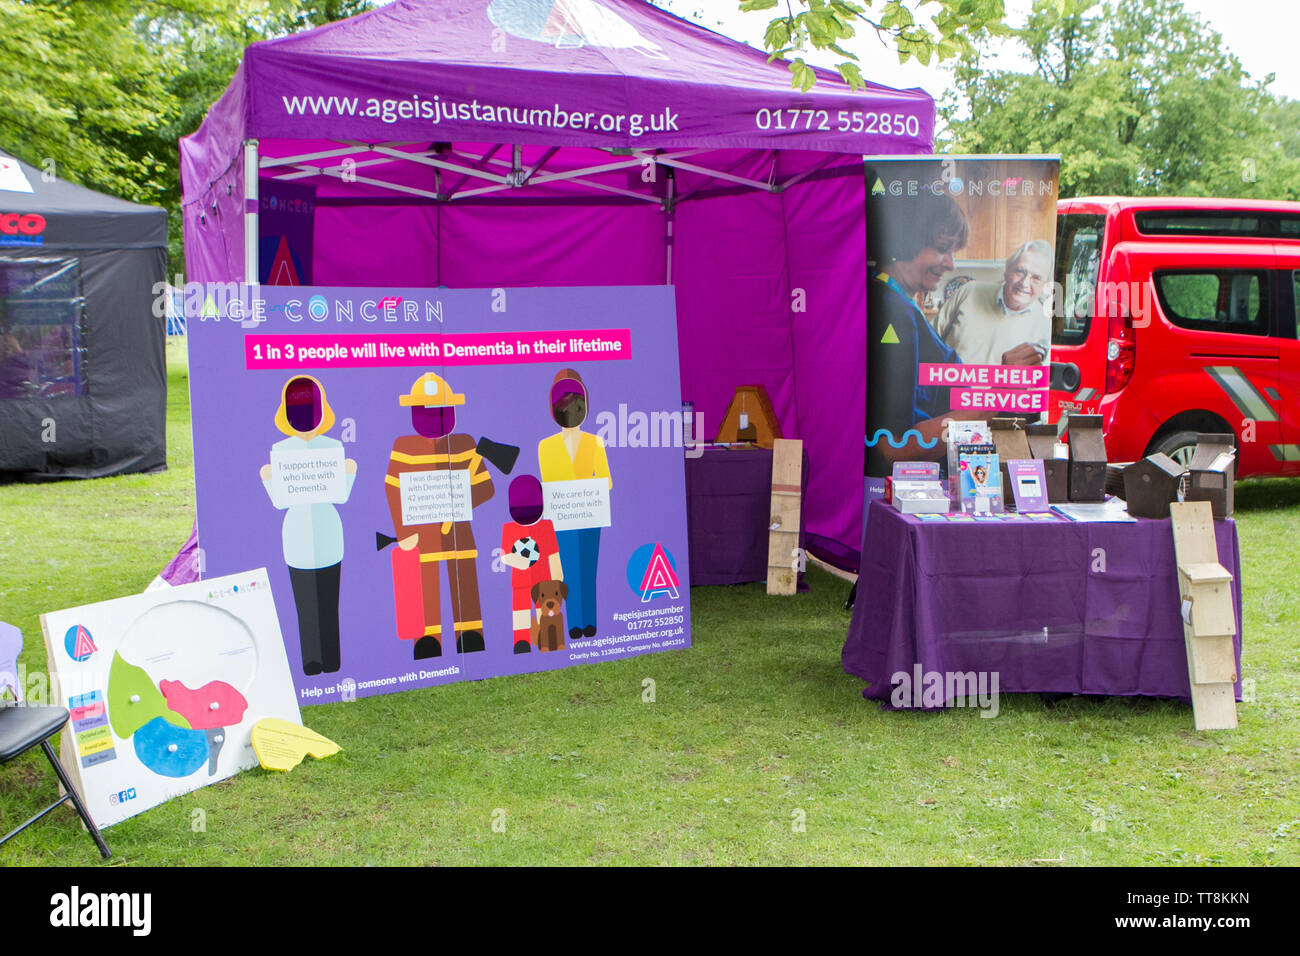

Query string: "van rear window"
[[1154, 270, 1269, 335], [1136, 210, 1300, 238], [1053, 213, 1104, 345]]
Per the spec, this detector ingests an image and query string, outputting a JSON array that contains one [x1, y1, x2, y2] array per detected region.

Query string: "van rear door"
[[1128, 243, 1282, 478], [1050, 210, 1106, 420]]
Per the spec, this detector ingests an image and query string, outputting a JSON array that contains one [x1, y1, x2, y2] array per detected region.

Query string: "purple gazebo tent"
[[176, 0, 934, 575]]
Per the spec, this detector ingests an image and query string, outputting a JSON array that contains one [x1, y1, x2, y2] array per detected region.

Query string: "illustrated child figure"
[[500, 475, 563, 654], [385, 373, 495, 660], [260, 375, 356, 675]]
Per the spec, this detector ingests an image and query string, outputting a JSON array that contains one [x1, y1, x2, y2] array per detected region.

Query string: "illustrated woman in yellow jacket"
[[538, 368, 610, 642]]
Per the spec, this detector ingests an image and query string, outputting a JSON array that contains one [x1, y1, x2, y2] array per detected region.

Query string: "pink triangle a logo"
[[64, 624, 97, 662], [268, 236, 301, 286], [638, 543, 680, 602]]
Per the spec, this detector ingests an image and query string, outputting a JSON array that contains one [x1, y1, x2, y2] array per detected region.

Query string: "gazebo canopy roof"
[[182, 0, 934, 204]]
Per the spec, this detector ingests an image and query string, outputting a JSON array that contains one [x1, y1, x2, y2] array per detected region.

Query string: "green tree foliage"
[[0, 0, 214, 199], [0, 0, 371, 276], [741, 0, 1010, 92], [941, 0, 1300, 199]]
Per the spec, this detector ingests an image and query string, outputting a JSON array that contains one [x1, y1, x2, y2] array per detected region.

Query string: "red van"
[[1050, 197, 1300, 475]]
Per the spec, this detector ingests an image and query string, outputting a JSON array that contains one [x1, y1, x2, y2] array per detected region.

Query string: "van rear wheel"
[[1149, 430, 1200, 469]]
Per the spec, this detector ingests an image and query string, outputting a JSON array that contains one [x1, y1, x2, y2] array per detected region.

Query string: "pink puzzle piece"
[[159, 679, 248, 730]]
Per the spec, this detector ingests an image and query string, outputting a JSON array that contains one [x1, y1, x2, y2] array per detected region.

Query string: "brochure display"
[[957, 446, 1003, 513], [187, 285, 691, 702], [890, 461, 948, 514], [1007, 460, 1049, 513]]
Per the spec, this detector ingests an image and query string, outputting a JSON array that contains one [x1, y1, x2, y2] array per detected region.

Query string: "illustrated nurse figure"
[[537, 368, 611, 642], [260, 376, 356, 675]]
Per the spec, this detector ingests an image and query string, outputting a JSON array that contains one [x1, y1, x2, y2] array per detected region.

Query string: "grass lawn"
[[1, 337, 1297, 865]]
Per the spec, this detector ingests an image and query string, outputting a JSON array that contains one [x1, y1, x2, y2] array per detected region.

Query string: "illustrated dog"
[[531, 580, 569, 652]]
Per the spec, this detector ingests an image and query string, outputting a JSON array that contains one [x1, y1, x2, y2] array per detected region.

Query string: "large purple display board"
[[188, 285, 690, 702]]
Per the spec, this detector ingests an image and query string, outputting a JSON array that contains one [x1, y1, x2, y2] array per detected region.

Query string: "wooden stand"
[[766, 438, 803, 596], [1170, 501, 1238, 730]]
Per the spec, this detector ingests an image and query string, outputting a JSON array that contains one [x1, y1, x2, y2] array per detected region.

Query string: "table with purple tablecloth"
[[842, 501, 1243, 705], [685, 447, 807, 587]]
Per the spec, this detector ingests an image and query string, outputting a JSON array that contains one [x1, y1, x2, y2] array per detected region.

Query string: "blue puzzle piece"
[[133, 716, 209, 778]]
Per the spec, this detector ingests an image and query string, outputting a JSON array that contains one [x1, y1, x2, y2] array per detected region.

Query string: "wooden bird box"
[[1185, 433, 1236, 518], [1176, 562, 1238, 686], [1025, 422, 1069, 503], [1176, 562, 1237, 638], [716, 385, 782, 448], [990, 417, 1031, 510], [1066, 414, 1107, 502], [1123, 453, 1186, 519], [1106, 462, 1132, 500]]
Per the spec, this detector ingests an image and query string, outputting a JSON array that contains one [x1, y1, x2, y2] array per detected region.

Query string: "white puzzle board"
[[41, 568, 300, 829]]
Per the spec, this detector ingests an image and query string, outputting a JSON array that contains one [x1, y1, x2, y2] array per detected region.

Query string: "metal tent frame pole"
[[255, 142, 790, 206], [243, 140, 259, 284]]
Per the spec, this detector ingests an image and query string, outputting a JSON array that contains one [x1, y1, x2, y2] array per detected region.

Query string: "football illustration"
[[511, 536, 541, 567]]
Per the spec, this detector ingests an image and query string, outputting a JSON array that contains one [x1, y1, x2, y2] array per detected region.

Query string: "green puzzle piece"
[[107, 652, 191, 738]]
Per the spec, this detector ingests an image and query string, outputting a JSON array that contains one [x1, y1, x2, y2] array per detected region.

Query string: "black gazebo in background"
[[0, 151, 166, 478]]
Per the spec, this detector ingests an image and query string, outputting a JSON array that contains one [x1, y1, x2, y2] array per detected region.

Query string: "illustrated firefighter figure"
[[381, 372, 519, 659]]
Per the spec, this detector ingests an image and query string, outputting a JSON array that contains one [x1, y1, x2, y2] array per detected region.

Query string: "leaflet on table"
[[957, 445, 1003, 513], [1007, 459, 1049, 512], [1051, 498, 1137, 522], [912, 510, 1058, 523]]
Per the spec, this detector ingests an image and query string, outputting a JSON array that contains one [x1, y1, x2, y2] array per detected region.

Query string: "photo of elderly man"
[[933, 239, 1053, 366]]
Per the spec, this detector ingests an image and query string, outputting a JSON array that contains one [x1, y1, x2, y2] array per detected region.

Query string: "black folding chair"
[[1, 703, 112, 859]]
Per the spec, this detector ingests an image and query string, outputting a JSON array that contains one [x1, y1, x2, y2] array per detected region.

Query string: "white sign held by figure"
[[543, 478, 612, 531], [400, 469, 473, 526], [269, 445, 347, 507]]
